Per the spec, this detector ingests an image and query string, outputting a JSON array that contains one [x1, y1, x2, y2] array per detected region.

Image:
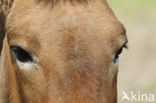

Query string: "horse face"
[[5, 0, 127, 103]]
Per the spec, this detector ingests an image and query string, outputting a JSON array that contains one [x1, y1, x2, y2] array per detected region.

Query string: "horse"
[[0, 0, 128, 103]]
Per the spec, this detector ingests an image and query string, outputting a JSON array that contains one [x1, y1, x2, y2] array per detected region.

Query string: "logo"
[[121, 91, 155, 102]]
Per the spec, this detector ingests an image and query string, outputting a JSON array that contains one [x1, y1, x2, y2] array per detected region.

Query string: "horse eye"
[[115, 47, 123, 60], [114, 44, 128, 63], [11, 46, 33, 62]]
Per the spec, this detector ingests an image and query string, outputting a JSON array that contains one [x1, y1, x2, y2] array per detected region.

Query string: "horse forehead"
[[8, 1, 117, 26], [7, 2, 125, 46], [9, 8, 122, 32]]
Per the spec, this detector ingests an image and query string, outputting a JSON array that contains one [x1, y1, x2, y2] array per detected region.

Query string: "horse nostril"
[[11, 46, 33, 62]]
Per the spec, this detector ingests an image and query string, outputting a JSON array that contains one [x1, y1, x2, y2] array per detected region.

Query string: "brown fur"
[[0, 0, 128, 103], [37, 0, 88, 3]]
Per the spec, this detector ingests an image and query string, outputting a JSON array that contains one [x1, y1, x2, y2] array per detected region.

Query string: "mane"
[[0, 0, 14, 54]]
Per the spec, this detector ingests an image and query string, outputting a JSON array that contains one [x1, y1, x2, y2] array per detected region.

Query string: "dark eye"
[[115, 47, 123, 60], [11, 46, 33, 62], [114, 45, 128, 63]]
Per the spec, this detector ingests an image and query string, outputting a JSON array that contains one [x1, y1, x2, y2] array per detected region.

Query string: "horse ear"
[[0, 11, 6, 55]]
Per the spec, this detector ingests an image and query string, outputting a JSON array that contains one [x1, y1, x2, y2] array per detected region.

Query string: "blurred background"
[[108, 0, 156, 103]]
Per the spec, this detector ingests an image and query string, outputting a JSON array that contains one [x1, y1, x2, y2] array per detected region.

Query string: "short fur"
[[37, 0, 88, 4], [0, 0, 128, 103]]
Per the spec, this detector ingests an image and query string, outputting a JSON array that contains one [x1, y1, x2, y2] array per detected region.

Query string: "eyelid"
[[123, 44, 128, 49]]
